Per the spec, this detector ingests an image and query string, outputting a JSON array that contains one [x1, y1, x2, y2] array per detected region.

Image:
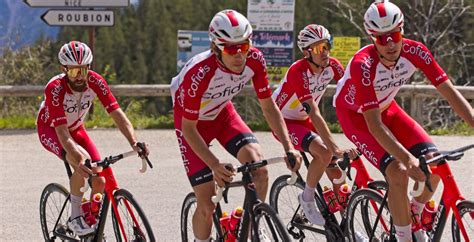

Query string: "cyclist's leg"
[[386, 102, 440, 204], [337, 106, 412, 240], [72, 126, 106, 195], [174, 109, 222, 241], [216, 103, 267, 200]]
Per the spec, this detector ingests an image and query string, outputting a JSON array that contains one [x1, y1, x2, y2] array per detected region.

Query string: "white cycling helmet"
[[209, 10, 253, 50], [297, 24, 332, 52], [364, 0, 404, 35], [58, 41, 93, 66]]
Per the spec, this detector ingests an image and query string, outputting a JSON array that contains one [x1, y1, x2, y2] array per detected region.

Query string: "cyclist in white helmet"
[[171, 10, 302, 241], [272, 24, 358, 225], [334, 1, 473, 241], [37, 41, 150, 236]]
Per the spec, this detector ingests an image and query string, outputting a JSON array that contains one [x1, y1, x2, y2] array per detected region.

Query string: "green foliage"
[[429, 122, 474, 136]]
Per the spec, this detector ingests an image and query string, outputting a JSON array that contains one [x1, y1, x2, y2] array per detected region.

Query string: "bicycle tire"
[[269, 174, 327, 241], [451, 200, 474, 242], [111, 188, 155, 241], [252, 202, 291, 241], [39, 183, 74, 241], [180, 192, 197, 242], [346, 188, 393, 242]]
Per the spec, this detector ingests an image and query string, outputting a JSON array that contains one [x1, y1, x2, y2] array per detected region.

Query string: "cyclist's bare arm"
[[109, 108, 138, 146], [303, 99, 342, 156], [363, 108, 425, 181], [436, 80, 474, 127], [54, 124, 93, 177], [258, 97, 301, 171], [181, 117, 234, 186]]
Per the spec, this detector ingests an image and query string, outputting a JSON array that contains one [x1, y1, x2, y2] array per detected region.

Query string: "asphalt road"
[[0, 129, 472, 241]]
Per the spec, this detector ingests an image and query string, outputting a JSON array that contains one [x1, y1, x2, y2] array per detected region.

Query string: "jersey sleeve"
[[349, 56, 379, 112], [179, 64, 213, 120], [44, 80, 67, 127], [405, 42, 449, 86], [329, 58, 345, 83], [88, 73, 120, 113], [248, 49, 272, 99]]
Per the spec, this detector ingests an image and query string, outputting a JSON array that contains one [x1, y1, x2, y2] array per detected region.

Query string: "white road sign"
[[41, 10, 114, 26], [24, 0, 129, 8]]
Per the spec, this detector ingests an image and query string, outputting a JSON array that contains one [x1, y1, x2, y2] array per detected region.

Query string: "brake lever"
[[137, 142, 153, 169], [419, 155, 433, 193]]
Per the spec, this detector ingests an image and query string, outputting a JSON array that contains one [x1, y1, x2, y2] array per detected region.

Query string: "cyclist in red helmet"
[[37, 41, 150, 236], [334, 1, 473, 241], [171, 10, 302, 241]]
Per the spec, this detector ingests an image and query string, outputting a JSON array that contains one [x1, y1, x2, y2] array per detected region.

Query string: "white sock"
[[194, 236, 211, 242], [394, 224, 412, 242], [302, 184, 315, 202], [411, 198, 424, 215], [70, 194, 83, 219]]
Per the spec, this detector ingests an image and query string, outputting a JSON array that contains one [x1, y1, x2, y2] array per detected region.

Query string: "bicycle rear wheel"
[[252, 202, 291, 241], [346, 188, 393, 242], [111, 189, 155, 241], [269, 174, 326, 241], [40, 183, 75, 241], [452, 200, 474, 242]]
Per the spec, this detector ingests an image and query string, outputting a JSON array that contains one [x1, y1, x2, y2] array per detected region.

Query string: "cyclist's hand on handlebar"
[[285, 150, 301, 172], [133, 142, 150, 157], [77, 161, 93, 178], [407, 157, 426, 182], [211, 163, 236, 187], [333, 148, 358, 160]]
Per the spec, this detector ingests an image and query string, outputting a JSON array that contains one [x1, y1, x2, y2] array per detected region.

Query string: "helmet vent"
[[370, 21, 380, 29], [218, 30, 231, 39], [392, 14, 398, 24]]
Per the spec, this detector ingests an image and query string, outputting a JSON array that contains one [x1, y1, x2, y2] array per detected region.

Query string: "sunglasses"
[[371, 31, 403, 46], [67, 67, 89, 78], [309, 42, 331, 55], [222, 42, 251, 55]]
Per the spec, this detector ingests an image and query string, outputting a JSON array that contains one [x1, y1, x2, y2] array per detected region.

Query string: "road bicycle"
[[269, 152, 388, 241], [345, 144, 474, 242], [180, 157, 296, 241], [39, 143, 155, 241]]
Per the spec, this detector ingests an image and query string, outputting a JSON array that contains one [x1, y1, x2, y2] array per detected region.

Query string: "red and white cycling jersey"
[[273, 57, 344, 120], [37, 71, 120, 130], [171, 48, 272, 120], [334, 39, 449, 112]]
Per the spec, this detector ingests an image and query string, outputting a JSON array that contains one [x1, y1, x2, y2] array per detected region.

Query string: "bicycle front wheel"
[[111, 189, 155, 241], [346, 188, 393, 242], [252, 202, 291, 241], [452, 200, 474, 242], [39, 183, 74, 241], [269, 174, 327, 241]]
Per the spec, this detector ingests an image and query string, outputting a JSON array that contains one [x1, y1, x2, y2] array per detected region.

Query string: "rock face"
[[0, 0, 59, 50]]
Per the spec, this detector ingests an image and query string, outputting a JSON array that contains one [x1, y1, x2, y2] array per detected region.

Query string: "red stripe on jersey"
[[225, 11, 239, 27], [377, 3, 387, 17]]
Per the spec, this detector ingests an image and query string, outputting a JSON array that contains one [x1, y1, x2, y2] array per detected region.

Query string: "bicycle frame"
[[51, 156, 146, 241], [288, 152, 390, 237], [427, 160, 469, 241]]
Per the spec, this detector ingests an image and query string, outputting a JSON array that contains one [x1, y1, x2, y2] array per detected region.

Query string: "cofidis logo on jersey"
[[402, 43, 432, 65], [203, 82, 246, 99], [188, 65, 211, 98], [360, 56, 374, 87]]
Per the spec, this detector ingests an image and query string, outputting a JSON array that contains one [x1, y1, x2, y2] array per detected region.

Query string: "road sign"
[[24, 0, 129, 8], [41, 9, 114, 26]]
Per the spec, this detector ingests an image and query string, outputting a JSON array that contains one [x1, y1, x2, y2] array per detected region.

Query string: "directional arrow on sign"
[[41, 9, 115, 26], [24, 0, 129, 8]]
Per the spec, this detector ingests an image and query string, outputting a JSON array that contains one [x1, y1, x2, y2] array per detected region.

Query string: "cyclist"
[[36, 41, 150, 236], [272, 24, 358, 226], [333, 1, 473, 241], [170, 10, 302, 242]]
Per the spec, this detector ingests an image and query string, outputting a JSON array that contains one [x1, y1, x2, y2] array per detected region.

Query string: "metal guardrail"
[[1, 84, 473, 123]]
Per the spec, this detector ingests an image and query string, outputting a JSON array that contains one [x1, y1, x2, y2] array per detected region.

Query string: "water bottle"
[[219, 212, 236, 242], [229, 206, 243, 236], [322, 186, 342, 213], [81, 198, 97, 226], [90, 193, 103, 217], [410, 201, 423, 232], [421, 199, 437, 231], [337, 183, 352, 208]]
